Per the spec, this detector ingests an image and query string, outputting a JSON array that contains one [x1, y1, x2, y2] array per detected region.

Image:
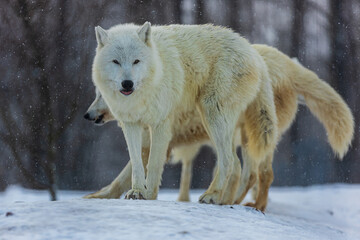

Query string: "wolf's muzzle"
[[84, 112, 104, 124], [84, 113, 93, 121], [120, 80, 134, 95], [94, 114, 104, 124]]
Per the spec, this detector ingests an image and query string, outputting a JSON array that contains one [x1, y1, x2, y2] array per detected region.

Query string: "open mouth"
[[94, 114, 104, 124], [120, 89, 133, 96]]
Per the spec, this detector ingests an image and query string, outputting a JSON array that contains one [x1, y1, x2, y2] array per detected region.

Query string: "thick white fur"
[[91, 23, 273, 203], [86, 43, 353, 211]]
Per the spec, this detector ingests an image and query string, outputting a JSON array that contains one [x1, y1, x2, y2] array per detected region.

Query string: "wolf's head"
[[92, 22, 159, 97], [83, 88, 115, 125]]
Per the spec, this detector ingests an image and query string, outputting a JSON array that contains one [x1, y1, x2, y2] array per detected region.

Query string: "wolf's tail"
[[292, 63, 354, 159]]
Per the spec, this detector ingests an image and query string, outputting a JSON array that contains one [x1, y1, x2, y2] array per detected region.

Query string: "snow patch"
[[1, 184, 359, 240]]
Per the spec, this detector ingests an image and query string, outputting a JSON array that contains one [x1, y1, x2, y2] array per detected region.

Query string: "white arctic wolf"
[[91, 22, 278, 204], [87, 42, 354, 210]]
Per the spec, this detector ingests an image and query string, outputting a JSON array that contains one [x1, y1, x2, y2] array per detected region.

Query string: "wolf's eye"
[[133, 59, 140, 65], [112, 59, 120, 65]]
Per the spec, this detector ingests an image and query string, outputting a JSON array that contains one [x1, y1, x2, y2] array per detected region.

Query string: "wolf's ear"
[[137, 22, 151, 45], [95, 26, 108, 48]]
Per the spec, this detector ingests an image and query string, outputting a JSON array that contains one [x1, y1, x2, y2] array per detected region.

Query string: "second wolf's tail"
[[292, 63, 354, 159]]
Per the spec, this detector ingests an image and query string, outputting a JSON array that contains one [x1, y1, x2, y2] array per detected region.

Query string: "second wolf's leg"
[[178, 159, 193, 202], [173, 144, 202, 202], [83, 147, 150, 199], [84, 162, 132, 199], [251, 179, 259, 201], [145, 120, 172, 200], [235, 70, 277, 205], [231, 125, 259, 204], [244, 153, 274, 211], [233, 147, 259, 204], [229, 103, 277, 205]]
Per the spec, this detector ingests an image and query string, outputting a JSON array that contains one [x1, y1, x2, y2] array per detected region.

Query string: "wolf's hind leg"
[[233, 147, 258, 204], [251, 179, 259, 201], [178, 159, 193, 202], [237, 72, 277, 207], [84, 162, 132, 199], [244, 153, 274, 211], [84, 147, 150, 199], [173, 144, 201, 202]]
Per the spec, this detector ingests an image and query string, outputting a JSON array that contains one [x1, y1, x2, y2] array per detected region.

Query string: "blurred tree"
[[289, 0, 306, 183], [126, 0, 149, 24], [330, 0, 347, 96], [290, 0, 306, 60], [196, 0, 206, 24], [0, 0, 67, 200], [125, 0, 182, 25], [329, 0, 358, 182], [173, 0, 183, 24], [228, 0, 240, 31], [228, 0, 254, 39], [0, 0, 112, 200], [344, 1, 360, 183]]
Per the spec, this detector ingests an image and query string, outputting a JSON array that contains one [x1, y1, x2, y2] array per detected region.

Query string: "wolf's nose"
[[84, 113, 91, 120], [121, 80, 134, 90]]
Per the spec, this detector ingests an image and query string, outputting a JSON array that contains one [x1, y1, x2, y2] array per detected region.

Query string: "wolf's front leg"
[[145, 120, 172, 200], [84, 162, 132, 199], [122, 122, 147, 200], [197, 101, 238, 205]]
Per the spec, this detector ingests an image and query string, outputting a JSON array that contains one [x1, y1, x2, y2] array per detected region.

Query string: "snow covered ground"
[[1, 184, 360, 240]]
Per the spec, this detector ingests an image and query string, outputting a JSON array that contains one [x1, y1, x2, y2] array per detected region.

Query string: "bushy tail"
[[292, 63, 354, 159]]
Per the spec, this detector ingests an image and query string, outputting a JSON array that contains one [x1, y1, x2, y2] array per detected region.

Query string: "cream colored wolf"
[[91, 22, 278, 205], [86, 42, 354, 210]]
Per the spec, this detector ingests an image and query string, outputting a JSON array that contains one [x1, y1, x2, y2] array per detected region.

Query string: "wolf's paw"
[[199, 191, 222, 204], [83, 191, 109, 199], [244, 202, 266, 212], [83, 185, 121, 199], [125, 189, 146, 200]]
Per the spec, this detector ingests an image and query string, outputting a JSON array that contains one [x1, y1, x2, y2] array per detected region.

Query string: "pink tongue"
[[121, 90, 132, 95]]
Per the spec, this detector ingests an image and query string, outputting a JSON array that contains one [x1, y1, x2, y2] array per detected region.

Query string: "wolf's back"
[[292, 61, 354, 159]]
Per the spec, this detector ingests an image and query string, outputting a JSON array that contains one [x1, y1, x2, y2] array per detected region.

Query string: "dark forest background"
[[0, 0, 359, 200]]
